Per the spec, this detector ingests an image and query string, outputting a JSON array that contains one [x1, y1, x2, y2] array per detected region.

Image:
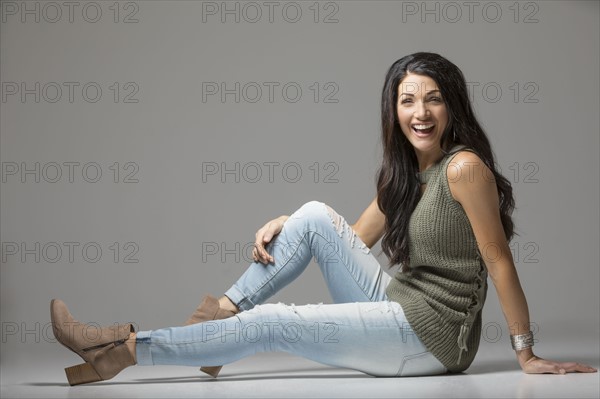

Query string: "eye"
[[428, 97, 442, 102], [400, 98, 413, 104]]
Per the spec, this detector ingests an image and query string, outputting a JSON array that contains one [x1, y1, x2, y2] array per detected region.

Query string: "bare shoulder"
[[446, 150, 497, 202], [446, 150, 494, 183]]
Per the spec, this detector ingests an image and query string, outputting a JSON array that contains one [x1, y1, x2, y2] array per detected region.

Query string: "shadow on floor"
[[24, 357, 599, 387]]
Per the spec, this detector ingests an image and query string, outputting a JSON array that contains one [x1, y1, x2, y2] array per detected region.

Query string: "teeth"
[[413, 124, 434, 130]]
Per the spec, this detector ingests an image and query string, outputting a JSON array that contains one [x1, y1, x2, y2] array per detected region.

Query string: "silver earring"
[[453, 129, 457, 141]]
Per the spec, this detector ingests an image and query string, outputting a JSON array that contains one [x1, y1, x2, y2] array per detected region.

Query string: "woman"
[[50, 52, 597, 385]]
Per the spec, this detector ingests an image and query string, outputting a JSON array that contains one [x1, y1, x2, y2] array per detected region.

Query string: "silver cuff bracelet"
[[510, 331, 534, 351]]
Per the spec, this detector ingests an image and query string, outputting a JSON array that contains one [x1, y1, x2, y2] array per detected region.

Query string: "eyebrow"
[[400, 90, 441, 96]]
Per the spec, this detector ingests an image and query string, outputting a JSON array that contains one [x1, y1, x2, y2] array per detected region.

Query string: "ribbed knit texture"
[[385, 145, 488, 373]]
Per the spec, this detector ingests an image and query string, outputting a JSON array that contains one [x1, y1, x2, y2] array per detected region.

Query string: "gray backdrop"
[[1, 0, 599, 367]]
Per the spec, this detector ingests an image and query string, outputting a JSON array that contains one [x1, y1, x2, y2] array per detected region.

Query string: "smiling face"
[[397, 73, 449, 158]]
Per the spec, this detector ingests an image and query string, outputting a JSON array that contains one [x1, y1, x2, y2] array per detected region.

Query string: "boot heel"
[[65, 362, 102, 386], [200, 365, 222, 378]]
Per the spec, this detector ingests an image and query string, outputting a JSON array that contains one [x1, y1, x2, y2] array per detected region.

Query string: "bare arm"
[[350, 196, 386, 249], [449, 152, 596, 374]]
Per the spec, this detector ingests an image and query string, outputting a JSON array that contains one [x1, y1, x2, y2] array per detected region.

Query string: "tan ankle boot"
[[50, 299, 136, 385], [185, 294, 236, 377]]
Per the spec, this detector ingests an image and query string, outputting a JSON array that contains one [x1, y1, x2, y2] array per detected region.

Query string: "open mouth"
[[411, 123, 435, 136]]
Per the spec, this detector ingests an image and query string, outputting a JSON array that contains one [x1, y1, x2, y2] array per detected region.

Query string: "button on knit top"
[[385, 144, 489, 373]]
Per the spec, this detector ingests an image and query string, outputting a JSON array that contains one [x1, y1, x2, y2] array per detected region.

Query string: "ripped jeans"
[[136, 201, 448, 377]]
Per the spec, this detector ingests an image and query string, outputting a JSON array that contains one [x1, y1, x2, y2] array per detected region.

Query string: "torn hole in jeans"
[[324, 204, 371, 254]]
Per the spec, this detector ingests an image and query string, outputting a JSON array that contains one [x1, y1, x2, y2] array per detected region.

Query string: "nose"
[[414, 100, 430, 120]]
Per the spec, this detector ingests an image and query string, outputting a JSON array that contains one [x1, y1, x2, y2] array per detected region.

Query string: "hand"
[[252, 216, 289, 264], [520, 353, 598, 374]]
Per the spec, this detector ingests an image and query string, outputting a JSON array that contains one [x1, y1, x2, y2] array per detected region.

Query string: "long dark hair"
[[376, 52, 515, 268]]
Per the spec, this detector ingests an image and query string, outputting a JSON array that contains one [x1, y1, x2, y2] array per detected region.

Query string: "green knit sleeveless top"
[[385, 144, 488, 373]]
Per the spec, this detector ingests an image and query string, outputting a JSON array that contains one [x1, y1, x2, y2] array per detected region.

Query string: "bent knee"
[[292, 201, 348, 232], [290, 200, 327, 220], [289, 201, 355, 244], [299, 200, 341, 218], [300, 200, 326, 213]]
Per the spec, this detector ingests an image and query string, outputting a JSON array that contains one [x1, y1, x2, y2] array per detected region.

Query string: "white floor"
[[2, 339, 599, 399]]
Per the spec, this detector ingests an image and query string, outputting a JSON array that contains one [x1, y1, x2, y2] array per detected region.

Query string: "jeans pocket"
[[399, 351, 448, 377]]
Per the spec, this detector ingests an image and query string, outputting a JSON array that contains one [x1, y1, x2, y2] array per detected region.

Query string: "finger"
[[525, 358, 598, 375], [259, 241, 273, 262], [547, 361, 585, 374], [563, 362, 598, 373], [256, 244, 273, 265], [546, 362, 566, 374], [256, 242, 267, 260], [263, 249, 273, 263], [253, 243, 267, 264], [261, 248, 270, 263]]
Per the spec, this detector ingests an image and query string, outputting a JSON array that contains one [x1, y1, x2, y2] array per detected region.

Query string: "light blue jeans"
[[136, 201, 447, 377]]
